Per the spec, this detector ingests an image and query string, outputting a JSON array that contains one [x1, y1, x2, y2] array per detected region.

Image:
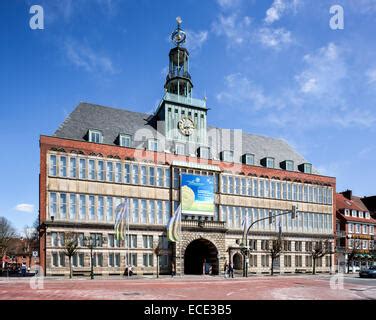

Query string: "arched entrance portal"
[[233, 253, 243, 270], [184, 239, 219, 275]]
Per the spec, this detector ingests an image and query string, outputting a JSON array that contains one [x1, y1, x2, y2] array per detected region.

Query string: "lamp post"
[[83, 234, 106, 280], [241, 205, 298, 277]]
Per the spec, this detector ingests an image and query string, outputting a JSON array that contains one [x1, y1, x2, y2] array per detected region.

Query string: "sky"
[[1, 0, 375, 233]]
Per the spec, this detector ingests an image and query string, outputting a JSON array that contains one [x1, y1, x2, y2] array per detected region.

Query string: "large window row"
[[48, 153, 171, 188], [51, 252, 170, 268], [221, 175, 333, 205], [48, 192, 171, 225], [221, 206, 333, 234]]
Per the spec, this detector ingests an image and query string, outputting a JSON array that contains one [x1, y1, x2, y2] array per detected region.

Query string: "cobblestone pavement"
[[0, 274, 375, 300]]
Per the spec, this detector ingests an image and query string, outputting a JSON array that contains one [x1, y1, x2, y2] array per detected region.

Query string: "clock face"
[[178, 117, 195, 136]]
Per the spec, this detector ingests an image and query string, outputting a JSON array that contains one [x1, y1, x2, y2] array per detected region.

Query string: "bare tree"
[[0, 217, 16, 272], [22, 219, 39, 268], [269, 237, 283, 276], [310, 240, 331, 275], [63, 232, 79, 279]]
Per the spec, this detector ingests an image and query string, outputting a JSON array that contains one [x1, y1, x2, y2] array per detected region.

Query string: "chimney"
[[341, 190, 352, 200]]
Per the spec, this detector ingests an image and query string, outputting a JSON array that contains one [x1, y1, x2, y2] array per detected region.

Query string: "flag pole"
[[179, 205, 182, 277]]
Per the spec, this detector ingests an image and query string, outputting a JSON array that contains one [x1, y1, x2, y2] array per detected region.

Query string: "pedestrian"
[[171, 261, 176, 277], [228, 262, 234, 278], [224, 260, 229, 278], [21, 263, 27, 277]]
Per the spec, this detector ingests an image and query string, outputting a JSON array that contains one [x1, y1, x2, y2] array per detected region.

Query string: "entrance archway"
[[233, 253, 243, 270], [184, 238, 219, 275]]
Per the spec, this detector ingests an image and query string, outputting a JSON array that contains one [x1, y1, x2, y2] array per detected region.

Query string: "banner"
[[181, 174, 214, 216], [114, 200, 128, 241], [167, 204, 181, 243]]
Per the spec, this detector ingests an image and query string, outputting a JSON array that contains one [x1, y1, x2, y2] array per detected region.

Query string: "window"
[[60, 193, 67, 219], [284, 255, 292, 267], [106, 197, 113, 221], [126, 235, 137, 248], [261, 255, 269, 267], [69, 157, 77, 178], [115, 162, 122, 183], [157, 200, 163, 224], [285, 160, 294, 171], [51, 232, 58, 247], [141, 166, 147, 185], [119, 134, 131, 147], [131, 253, 137, 266], [88, 130, 102, 143], [156, 168, 163, 187], [149, 201, 155, 224], [199, 147, 210, 159], [363, 225, 368, 234], [98, 196, 104, 221], [244, 154, 255, 165], [52, 253, 59, 267], [148, 139, 158, 152], [149, 167, 155, 185], [165, 168, 171, 188], [359, 211, 364, 218], [49, 193, 57, 219], [303, 163, 312, 174], [79, 159, 86, 179], [132, 199, 139, 224], [79, 195, 86, 220], [59, 156, 67, 177], [98, 161, 104, 181], [69, 194, 76, 220], [175, 143, 185, 155], [365, 212, 370, 219], [355, 224, 360, 233], [143, 253, 153, 267], [222, 151, 234, 162], [344, 209, 350, 216], [124, 164, 130, 183], [132, 165, 139, 184], [115, 253, 120, 267], [49, 155, 57, 176], [106, 162, 113, 182], [88, 160, 95, 180], [143, 235, 153, 248], [266, 158, 275, 169], [89, 196, 95, 220], [222, 176, 228, 193], [348, 223, 353, 233], [141, 199, 147, 224], [352, 210, 357, 217]]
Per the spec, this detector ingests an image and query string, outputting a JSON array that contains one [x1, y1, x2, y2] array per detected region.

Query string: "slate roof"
[[54, 102, 318, 174]]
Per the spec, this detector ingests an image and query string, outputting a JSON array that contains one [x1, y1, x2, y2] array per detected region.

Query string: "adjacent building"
[[39, 19, 336, 277], [335, 190, 376, 272]]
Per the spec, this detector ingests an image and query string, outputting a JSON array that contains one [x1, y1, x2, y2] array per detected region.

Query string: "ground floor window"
[[249, 254, 257, 267], [295, 255, 303, 267], [305, 256, 312, 267], [109, 253, 121, 267], [261, 255, 269, 267], [284, 255, 292, 267], [143, 253, 153, 267]]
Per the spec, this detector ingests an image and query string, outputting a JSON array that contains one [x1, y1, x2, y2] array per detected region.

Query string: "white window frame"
[[119, 134, 132, 147], [88, 130, 103, 143], [148, 139, 159, 152]]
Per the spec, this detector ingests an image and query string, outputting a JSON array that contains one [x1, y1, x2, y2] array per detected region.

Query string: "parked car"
[[348, 265, 360, 273], [359, 266, 376, 278]]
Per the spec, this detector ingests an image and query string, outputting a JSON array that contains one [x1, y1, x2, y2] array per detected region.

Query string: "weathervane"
[[171, 16, 186, 46]]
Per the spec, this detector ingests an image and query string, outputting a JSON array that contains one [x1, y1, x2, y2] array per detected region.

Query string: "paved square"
[[0, 274, 375, 300]]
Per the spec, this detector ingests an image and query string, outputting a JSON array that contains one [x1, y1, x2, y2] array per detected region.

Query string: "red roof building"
[[336, 190, 376, 272]]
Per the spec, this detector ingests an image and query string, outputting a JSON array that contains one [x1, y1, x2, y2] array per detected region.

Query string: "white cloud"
[[14, 204, 34, 213], [216, 73, 280, 111], [185, 30, 209, 52], [64, 39, 117, 74], [265, 0, 301, 24], [217, 0, 242, 10], [256, 27, 292, 49], [366, 68, 376, 85], [212, 14, 252, 46]]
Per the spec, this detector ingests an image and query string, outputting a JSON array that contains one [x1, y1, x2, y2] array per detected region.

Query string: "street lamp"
[[83, 234, 106, 280], [241, 205, 298, 277]]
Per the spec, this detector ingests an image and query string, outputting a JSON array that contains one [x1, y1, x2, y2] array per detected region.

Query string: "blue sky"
[[1, 0, 375, 232]]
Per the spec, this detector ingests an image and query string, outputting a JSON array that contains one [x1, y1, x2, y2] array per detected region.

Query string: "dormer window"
[[261, 157, 275, 169], [221, 150, 234, 162], [359, 211, 364, 218], [175, 143, 185, 155], [198, 147, 210, 159], [148, 139, 159, 152], [365, 212, 370, 219], [344, 209, 350, 216], [88, 130, 102, 143], [243, 153, 255, 165], [119, 134, 132, 147], [281, 160, 294, 171], [351, 210, 357, 217], [298, 163, 312, 174]]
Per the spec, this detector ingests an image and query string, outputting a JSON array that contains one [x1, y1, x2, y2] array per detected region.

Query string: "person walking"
[[228, 262, 234, 278], [21, 263, 27, 277], [171, 261, 176, 278], [224, 261, 229, 278]]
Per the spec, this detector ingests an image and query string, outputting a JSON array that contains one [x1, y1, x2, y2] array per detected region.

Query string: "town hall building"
[[39, 18, 336, 277]]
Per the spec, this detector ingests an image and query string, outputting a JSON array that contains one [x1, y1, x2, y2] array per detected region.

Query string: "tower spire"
[[165, 17, 193, 98]]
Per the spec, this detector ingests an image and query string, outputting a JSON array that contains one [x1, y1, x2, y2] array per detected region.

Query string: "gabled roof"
[[336, 193, 369, 212], [54, 102, 318, 174]]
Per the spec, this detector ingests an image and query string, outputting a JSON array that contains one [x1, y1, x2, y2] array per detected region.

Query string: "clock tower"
[[155, 17, 208, 155]]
